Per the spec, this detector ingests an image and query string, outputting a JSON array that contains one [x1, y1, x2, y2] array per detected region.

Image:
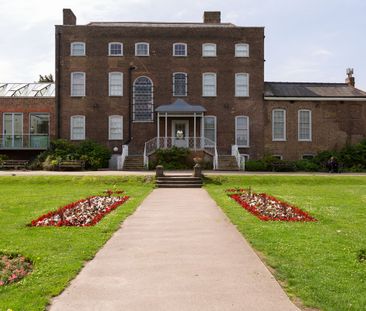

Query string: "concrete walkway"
[[50, 189, 299, 311]]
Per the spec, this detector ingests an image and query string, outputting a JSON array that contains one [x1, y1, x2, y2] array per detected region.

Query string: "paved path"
[[50, 189, 299, 311]]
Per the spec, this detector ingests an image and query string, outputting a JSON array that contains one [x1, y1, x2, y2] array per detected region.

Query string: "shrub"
[[152, 147, 191, 169], [245, 160, 268, 171], [32, 139, 111, 170], [0, 154, 8, 166], [294, 160, 320, 172]]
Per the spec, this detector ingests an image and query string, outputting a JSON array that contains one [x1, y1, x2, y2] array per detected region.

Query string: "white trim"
[[202, 72, 217, 97], [172, 43, 187, 56], [265, 96, 366, 101], [108, 42, 123, 56], [202, 43, 217, 57], [70, 72, 85, 97], [109, 72, 123, 96], [108, 115, 123, 140], [235, 115, 250, 147], [172, 72, 187, 96], [70, 42, 86, 56], [272, 109, 286, 141], [70, 115, 85, 140], [135, 42, 150, 56], [235, 73, 249, 97], [298, 109, 312, 141], [203, 115, 217, 145], [235, 43, 249, 57]]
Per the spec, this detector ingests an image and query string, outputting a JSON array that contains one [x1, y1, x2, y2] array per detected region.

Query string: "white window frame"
[[202, 73, 217, 97], [70, 115, 85, 140], [272, 109, 286, 141], [70, 72, 86, 97], [109, 72, 123, 96], [202, 43, 216, 57], [235, 116, 250, 147], [203, 115, 217, 145], [70, 42, 86, 56], [235, 43, 249, 57], [173, 43, 187, 57], [235, 73, 249, 97], [172, 72, 187, 96], [272, 155, 283, 160], [108, 115, 123, 140], [298, 109, 312, 141], [108, 42, 123, 56], [135, 42, 150, 56]]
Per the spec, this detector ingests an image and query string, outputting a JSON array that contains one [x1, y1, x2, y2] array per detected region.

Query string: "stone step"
[[156, 183, 202, 188]]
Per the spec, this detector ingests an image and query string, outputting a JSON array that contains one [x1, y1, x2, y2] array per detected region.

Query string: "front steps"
[[123, 155, 144, 171], [156, 175, 203, 188], [218, 155, 239, 171]]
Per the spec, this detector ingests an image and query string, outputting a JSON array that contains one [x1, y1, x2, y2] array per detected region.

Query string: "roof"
[[0, 83, 55, 97], [264, 82, 366, 99], [156, 99, 206, 113], [87, 22, 236, 28]]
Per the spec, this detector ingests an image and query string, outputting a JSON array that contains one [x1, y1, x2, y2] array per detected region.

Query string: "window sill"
[[202, 95, 217, 98], [133, 120, 154, 123], [70, 95, 86, 98], [173, 55, 188, 57], [173, 94, 187, 97], [237, 145, 250, 148], [202, 55, 217, 58], [135, 54, 150, 57], [272, 139, 287, 142], [109, 95, 124, 97], [235, 95, 250, 98], [108, 54, 123, 57], [298, 139, 312, 142], [70, 55, 86, 57]]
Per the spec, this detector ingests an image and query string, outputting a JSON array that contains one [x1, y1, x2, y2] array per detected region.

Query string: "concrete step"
[[156, 176, 203, 188], [123, 155, 144, 170]]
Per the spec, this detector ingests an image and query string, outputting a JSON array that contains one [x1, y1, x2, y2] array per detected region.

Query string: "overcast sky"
[[0, 0, 365, 89]]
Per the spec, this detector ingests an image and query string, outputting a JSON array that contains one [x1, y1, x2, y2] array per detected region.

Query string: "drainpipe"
[[125, 65, 136, 144], [55, 28, 62, 139]]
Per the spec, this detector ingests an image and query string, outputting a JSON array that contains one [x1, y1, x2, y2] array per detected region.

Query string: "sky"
[[0, 0, 365, 89]]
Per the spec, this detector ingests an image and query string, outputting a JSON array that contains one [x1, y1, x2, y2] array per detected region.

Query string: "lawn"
[[205, 175, 366, 311], [0, 176, 153, 310]]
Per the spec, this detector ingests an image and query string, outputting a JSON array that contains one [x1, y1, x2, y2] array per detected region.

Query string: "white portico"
[[155, 99, 207, 149]]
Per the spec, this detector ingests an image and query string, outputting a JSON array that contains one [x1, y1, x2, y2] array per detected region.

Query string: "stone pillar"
[[156, 165, 164, 177], [193, 164, 202, 178]]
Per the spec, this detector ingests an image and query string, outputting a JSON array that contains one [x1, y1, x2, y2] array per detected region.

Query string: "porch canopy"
[[155, 99, 207, 149]]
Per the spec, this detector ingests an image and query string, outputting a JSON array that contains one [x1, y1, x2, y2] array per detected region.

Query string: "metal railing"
[[231, 145, 246, 171], [0, 134, 50, 150], [143, 137, 218, 168], [119, 145, 129, 170]]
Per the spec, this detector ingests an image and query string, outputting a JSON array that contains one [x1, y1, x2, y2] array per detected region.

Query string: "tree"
[[38, 74, 54, 83]]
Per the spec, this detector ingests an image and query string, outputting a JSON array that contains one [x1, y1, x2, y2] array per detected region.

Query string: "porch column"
[[165, 113, 168, 148], [157, 113, 160, 148], [193, 113, 196, 150]]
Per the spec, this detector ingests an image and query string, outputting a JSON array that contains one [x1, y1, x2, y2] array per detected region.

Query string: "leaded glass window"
[[133, 77, 153, 121], [173, 73, 187, 96]]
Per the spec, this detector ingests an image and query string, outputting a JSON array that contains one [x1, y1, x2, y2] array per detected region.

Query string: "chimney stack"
[[63, 9, 76, 25], [203, 11, 221, 24], [345, 68, 355, 87]]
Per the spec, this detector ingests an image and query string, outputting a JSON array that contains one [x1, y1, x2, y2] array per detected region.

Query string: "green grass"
[[205, 175, 366, 311], [0, 176, 154, 311]]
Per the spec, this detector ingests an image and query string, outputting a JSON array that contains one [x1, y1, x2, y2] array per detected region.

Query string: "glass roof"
[[0, 83, 55, 97]]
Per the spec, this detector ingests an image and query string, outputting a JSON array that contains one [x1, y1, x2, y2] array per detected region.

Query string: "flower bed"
[[226, 188, 316, 222], [0, 254, 32, 286], [31, 191, 129, 227]]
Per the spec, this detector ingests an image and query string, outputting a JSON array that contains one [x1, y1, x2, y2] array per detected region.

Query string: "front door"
[[172, 120, 189, 148]]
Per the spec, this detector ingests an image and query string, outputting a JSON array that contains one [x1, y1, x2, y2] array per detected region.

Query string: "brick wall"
[[263, 100, 366, 160], [56, 23, 265, 157]]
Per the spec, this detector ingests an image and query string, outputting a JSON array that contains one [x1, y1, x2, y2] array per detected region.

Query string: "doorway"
[[172, 120, 189, 148]]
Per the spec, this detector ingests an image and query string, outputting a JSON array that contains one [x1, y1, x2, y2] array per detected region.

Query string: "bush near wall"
[[30, 139, 111, 170], [149, 147, 192, 170], [246, 140, 366, 172]]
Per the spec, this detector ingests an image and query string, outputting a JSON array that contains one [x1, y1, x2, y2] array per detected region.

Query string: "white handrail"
[[120, 145, 129, 170], [231, 145, 245, 171]]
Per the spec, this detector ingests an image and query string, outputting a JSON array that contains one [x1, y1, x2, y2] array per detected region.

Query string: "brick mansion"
[[1, 9, 366, 169]]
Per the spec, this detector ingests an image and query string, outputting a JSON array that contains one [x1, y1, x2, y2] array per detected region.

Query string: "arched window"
[[133, 76, 153, 121]]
